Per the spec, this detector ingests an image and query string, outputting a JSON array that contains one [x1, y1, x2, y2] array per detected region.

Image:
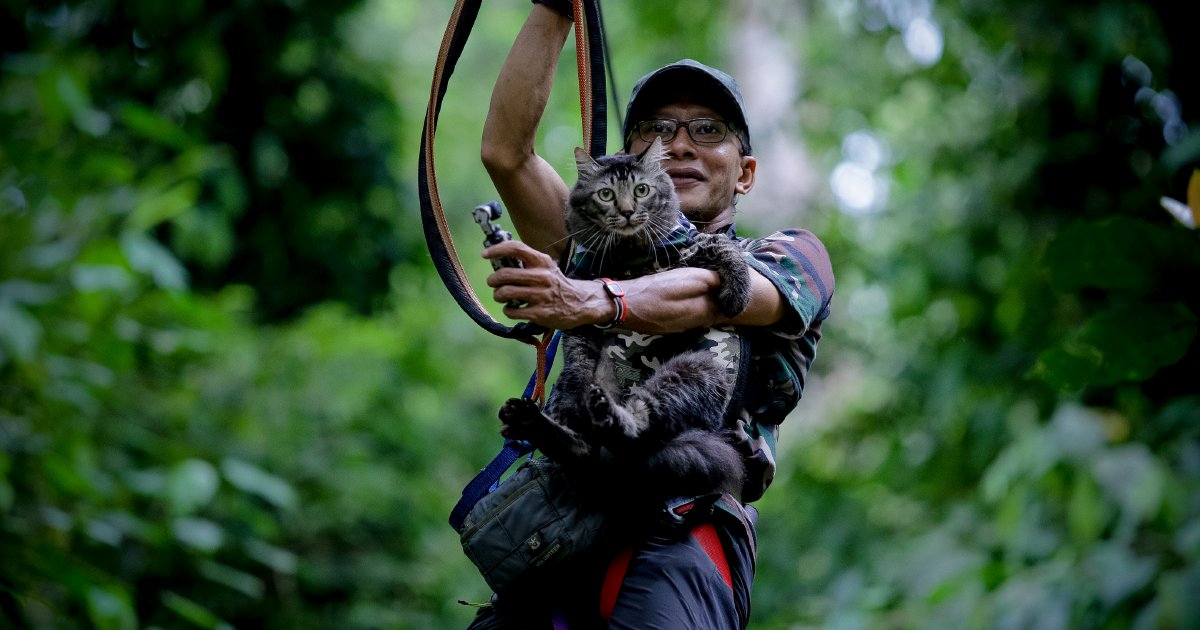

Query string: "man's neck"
[[687, 208, 735, 233]]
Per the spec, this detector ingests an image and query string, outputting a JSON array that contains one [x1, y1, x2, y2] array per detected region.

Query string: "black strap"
[[418, 0, 608, 344], [579, 0, 608, 157]]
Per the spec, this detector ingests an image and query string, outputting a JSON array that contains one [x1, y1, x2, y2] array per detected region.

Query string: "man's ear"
[[735, 154, 757, 196]]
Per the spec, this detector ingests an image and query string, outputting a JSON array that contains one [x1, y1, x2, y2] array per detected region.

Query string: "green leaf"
[[70, 264, 135, 294], [120, 231, 188, 290], [127, 180, 201, 232], [1142, 566, 1200, 629], [1090, 444, 1166, 522], [118, 102, 193, 149], [221, 458, 298, 511], [55, 71, 111, 137], [1042, 218, 1168, 293], [166, 459, 219, 515], [1035, 302, 1197, 389], [85, 585, 137, 630], [162, 591, 233, 630], [199, 560, 265, 599], [243, 538, 298, 575], [171, 517, 225, 553], [0, 300, 42, 361], [1082, 542, 1157, 606], [81, 152, 137, 184], [1067, 472, 1106, 544]]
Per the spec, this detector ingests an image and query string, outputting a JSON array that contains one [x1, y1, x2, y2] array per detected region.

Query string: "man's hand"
[[483, 240, 611, 329]]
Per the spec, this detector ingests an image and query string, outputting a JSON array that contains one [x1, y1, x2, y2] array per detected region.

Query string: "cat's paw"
[[714, 264, 751, 317], [586, 385, 614, 430], [498, 397, 539, 439], [715, 283, 751, 317]]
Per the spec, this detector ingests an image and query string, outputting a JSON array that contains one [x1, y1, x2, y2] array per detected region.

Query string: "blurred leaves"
[[749, 0, 1199, 628], [2, 0, 1199, 628], [1036, 302, 1196, 390]]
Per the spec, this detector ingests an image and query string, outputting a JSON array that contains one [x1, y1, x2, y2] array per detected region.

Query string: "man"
[[471, 2, 834, 628]]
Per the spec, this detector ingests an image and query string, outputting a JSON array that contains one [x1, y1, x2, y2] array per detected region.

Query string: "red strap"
[[530, 330, 556, 405], [572, 0, 592, 152], [691, 523, 733, 590], [599, 545, 634, 621], [598, 524, 733, 621]]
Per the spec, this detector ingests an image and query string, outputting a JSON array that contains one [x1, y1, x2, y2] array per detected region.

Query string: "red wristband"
[[594, 278, 627, 329]]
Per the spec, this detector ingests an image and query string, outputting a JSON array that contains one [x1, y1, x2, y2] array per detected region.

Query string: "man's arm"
[[483, 240, 785, 333], [480, 6, 573, 259]]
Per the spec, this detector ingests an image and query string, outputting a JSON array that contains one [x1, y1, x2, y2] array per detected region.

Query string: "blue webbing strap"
[[449, 331, 562, 532]]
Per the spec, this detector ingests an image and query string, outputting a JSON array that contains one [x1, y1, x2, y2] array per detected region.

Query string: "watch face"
[[602, 279, 625, 297]]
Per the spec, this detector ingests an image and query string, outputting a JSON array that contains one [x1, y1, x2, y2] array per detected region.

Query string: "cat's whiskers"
[[647, 215, 686, 268], [643, 219, 665, 269], [550, 230, 584, 250], [565, 224, 608, 276], [577, 228, 608, 259]]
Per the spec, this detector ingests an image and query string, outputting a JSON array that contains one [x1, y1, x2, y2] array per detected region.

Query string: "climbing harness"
[[599, 496, 758, 626], [597, 523, 731, 622]]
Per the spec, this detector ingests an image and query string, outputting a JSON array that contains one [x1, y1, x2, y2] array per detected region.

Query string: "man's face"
[[627, 100, 756, 230]]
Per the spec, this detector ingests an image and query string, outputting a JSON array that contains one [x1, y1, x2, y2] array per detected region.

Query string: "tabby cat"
[[499, 138, 752, 502]]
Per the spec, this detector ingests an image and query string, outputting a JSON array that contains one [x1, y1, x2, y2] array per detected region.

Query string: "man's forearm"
[[481, 6, 573, 257], [485, 241, 786, 333], [618, 267, 786, 333]]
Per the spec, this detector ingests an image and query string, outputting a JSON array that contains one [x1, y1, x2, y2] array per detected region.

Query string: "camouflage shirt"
[[718, 225, 834, 502]]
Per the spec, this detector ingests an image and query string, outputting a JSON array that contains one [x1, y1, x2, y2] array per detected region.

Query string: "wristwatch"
[[594, 278, 627, 329]]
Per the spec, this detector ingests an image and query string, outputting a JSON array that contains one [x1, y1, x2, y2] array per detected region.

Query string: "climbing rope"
[[421, 0, 611, 533], [418, 0, 607, 346]]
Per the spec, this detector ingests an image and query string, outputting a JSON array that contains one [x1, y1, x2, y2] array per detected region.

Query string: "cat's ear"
[[636, 137, 667, 167], [574, 147, 601, 176]]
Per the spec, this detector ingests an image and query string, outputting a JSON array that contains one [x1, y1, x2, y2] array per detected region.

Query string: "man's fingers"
[[482, 240, 556, 267], [490, 283, 531, 304], [486, 266, 544, 288], [502, 302, 534, 320]]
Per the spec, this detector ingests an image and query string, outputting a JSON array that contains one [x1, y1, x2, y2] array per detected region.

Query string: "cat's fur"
[[499, 138, 752, 502]]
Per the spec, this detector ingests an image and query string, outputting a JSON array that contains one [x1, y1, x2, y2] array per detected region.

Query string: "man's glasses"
[[630, 118, 736, 145]]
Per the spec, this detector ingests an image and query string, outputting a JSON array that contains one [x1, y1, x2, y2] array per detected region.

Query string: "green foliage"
[[3, 0, 416, 322], [746, 0, 1200, 628], [2, 0, 1198, 628]]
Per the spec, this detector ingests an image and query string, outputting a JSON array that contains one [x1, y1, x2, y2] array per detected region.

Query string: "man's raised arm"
[[480, 5, 573, 259]]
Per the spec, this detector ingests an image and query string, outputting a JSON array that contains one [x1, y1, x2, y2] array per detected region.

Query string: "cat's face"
[[568, 138, 678, 242]]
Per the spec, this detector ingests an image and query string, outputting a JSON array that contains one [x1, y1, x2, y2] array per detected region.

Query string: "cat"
[[498, 137, 752, 503]]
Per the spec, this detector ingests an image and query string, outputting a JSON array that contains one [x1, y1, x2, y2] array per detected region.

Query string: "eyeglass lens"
[[638, 118, 729, 144]]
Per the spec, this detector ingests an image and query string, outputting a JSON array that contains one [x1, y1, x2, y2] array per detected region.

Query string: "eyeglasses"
[[630, 118, 736, 145]]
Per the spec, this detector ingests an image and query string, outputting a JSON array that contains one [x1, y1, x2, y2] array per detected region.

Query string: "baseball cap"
[[622, 59, 752, 154]]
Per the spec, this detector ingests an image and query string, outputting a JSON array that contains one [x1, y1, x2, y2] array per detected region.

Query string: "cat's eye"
[[633, 183, 651, 198], [597, 188, 615, 202]]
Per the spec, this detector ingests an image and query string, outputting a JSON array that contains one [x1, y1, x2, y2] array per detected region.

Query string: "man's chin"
[[678, 196, 716, 222]]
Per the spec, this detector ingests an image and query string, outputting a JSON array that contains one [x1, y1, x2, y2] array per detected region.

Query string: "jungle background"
[[2, 0, 1198, 627]]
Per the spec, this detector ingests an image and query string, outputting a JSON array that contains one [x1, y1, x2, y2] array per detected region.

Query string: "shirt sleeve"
[[734, 228, 835, 502], [739, 229, 835, 338]]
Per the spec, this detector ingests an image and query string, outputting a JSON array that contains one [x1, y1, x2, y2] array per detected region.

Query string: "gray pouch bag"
[[459, 457, 604, 594]]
